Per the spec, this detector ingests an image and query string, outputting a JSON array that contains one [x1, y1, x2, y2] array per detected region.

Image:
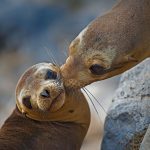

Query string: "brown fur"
[[61, 0, 150, 88], [0, 107, 88, 150], [0, 63, 90, 150]]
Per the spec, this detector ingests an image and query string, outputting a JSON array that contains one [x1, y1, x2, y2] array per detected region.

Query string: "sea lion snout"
[[40, 89, 50, 98], [37, 81, 65, 112], [61, 56, 79, 79]]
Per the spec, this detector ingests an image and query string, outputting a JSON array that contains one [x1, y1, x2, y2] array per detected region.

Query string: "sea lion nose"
[[40, 90, 50, 98], [61, 57, 77, 79]]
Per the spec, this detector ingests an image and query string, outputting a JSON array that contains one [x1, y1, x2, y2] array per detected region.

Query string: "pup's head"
[[16, 63, 65, 121]]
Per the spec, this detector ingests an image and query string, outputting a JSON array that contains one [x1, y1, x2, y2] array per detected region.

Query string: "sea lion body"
[[0, 63, 90, 150], [61, 0, 150, 88], [0, 107, 88, 150]]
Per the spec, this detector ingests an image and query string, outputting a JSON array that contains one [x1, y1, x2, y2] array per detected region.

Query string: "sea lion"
[[0, 63, 90, 150], [61, 0, 150, 88]]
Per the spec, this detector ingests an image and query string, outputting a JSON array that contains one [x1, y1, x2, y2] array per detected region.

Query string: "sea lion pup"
[[0, 63, 90, 150], [61, 0, 150, 88]]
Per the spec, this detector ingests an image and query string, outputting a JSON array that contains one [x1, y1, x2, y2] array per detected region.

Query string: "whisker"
[[44, 47, 55, 65], [56, 75, 61, 83], [84, 87, 108, 116], [82, 88, 102, 121], [83, 87, 114, 130], [49, 50, 60, 66], [63, 50, 68, 58], [61, 50, 68, 65], [44, 47, 59, 67]]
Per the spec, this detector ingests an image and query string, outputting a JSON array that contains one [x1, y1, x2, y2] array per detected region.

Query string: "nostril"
[[40, 90, 50, 98]]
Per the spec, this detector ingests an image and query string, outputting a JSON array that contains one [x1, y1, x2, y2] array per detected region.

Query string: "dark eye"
[[89, 64, 106, 75], [45, 69, 57, 80], [22, 96, 32, 109]]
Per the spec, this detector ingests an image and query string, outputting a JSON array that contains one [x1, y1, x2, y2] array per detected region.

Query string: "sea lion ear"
[[22, 96, 32, 109], [120, 55, 138, 64], [126, 55, 138, 62]]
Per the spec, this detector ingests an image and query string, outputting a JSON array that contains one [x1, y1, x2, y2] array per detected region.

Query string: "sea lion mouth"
[[48, 90, 65, 112], [37, 80, 65, 112]]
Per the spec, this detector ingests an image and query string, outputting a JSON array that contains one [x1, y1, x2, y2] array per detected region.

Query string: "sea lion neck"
[[84, 0, 150, 55], [115, 0, 150, 12]]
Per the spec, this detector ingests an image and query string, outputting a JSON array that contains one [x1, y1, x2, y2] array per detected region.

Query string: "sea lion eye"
[[45, 70, 57, 80], [89, 64, 105, 75], [22, 96, 32, 109]]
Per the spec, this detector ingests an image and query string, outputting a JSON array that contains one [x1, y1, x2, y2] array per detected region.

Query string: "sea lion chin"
[[16, 63, 66, 121]]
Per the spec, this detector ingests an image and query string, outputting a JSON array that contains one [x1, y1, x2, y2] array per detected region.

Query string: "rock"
[[140, 125, 150, 150], [101, 58, 150, 150]]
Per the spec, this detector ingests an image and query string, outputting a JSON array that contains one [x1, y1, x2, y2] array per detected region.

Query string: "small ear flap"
[[126, 56, 138, 62], [123, 55, 138, 63], [22, 96, 32, 109]]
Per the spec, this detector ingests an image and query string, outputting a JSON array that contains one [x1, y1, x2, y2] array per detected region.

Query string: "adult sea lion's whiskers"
[[84, 87, 116, 121], [84, 87, 107, 115], [82, 88, 101, 121]]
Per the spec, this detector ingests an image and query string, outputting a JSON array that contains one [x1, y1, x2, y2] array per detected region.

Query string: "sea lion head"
[[61, 25, 121, 88], [61, 11, 143, 88], [16, 63, 65, 121]]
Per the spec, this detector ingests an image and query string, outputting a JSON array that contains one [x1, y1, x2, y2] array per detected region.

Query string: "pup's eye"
[[89, 64, 105, 75], [22, 96, 32, 109], [45, 70, 57, 80]]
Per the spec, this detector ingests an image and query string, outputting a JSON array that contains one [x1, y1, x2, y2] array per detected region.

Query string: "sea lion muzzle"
[[40, 89, 50, 98]]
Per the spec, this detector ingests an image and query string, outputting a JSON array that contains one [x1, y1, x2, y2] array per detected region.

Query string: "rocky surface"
[[101, 58, 150, 150]]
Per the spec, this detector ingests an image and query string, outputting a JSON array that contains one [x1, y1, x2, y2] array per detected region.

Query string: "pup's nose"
[[40, 90, 50, 98]]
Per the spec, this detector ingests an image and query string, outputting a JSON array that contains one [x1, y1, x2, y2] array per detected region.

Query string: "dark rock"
[[101, 58, 150, 150]]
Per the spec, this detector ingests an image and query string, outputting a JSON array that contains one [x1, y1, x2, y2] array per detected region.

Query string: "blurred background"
[[0, 0, 120, 149]]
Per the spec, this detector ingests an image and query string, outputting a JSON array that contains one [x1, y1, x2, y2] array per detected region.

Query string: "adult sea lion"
[[61, 0, 150, 88], [0, 63, 90, 150]]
